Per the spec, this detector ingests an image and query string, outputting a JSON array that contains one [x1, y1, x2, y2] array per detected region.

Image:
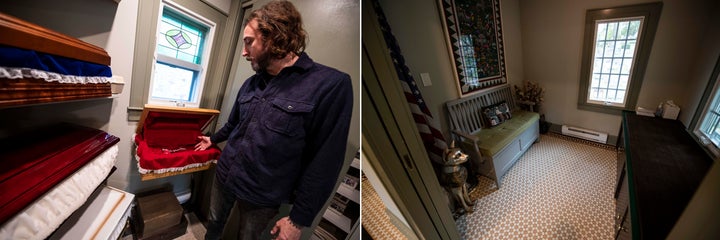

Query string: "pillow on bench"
[[481, 101, 512, 127], [471, 110, 538, 157]]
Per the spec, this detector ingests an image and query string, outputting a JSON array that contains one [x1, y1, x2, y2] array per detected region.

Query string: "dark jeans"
[[205, 177, 279, 240]]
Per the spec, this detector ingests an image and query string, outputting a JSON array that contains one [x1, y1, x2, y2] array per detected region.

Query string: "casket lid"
[[136, 104, 220, 135]]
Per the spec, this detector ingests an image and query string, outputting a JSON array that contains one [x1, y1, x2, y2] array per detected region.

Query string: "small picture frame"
[[342, 175, 359, 189], [333, 193, 350, 205], [330, 200, 346, 213]]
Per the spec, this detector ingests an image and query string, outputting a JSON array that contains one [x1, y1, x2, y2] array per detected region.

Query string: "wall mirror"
[[438, 0, 507, 96]]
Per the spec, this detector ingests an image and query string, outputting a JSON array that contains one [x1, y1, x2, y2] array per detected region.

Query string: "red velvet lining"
[[0, 124, 119, 224], [135, 134, 220, 171], [143, 112, 212, 148]]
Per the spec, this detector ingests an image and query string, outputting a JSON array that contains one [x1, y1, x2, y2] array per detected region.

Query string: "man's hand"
[[195, 136, 212, 151], [270, 217, 302, 240]]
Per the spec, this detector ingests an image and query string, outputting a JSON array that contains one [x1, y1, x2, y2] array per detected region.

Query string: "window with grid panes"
[[577, 3, 662, 114], [693, 57, 720, 157], [588, 18, 641, 106], [698, 99, 720, 148]]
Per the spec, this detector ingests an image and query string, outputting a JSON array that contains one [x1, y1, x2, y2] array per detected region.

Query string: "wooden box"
[[134, 191, 185, 238]]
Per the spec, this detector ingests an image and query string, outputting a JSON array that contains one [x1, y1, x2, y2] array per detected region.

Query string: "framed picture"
[[342, 175, 359, 189], [333, 194, 350, 205], [330, 200, 347, 213], [438, 0, 507, 96]]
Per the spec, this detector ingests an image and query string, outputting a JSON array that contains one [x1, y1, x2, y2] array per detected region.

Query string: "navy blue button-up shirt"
[[210, 52, 353, 227]]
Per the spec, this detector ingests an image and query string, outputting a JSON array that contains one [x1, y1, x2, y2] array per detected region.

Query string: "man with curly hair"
[[195, 1, 353, 239]]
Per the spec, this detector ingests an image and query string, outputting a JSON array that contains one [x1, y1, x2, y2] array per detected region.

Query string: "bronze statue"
[[440, 141, 475, 214]]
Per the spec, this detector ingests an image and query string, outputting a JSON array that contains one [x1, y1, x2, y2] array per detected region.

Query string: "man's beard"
[[249, 51, 271, 72]]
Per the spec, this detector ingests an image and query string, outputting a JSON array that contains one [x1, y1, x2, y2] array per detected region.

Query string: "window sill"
[[689, 130, 720, 159], [577, 102, 627, 115], [127, 107, 143, 121]]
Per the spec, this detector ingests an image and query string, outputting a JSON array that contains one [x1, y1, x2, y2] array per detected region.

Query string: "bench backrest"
[[446, 85, 516, 135]]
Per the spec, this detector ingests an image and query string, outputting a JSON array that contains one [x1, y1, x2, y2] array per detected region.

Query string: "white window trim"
[[128, 0, 241, 121], [694, 126, 720, 159], [147, 0, 217, 108], [586, 17, 645, 108], [693, 71, 720, 158], [157, 55, 202, 71], [577, 2, 662, 115]]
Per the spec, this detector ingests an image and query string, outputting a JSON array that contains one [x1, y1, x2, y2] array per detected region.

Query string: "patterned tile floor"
[[362, 177, 409, 240], [362, 134, 617, 240], [458, 134, 616, 239]]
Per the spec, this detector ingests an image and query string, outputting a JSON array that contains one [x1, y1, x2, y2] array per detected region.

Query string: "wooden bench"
[[446, 85, 540, 188]]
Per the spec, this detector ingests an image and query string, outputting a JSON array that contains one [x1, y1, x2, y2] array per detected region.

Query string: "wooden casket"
[[0, 12, 112, 107]]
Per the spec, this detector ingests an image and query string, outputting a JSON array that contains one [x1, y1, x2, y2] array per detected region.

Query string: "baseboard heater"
[[561, 125, 608, 144]]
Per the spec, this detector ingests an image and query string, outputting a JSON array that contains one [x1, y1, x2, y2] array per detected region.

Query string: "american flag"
[[371, 0, 448, 164]]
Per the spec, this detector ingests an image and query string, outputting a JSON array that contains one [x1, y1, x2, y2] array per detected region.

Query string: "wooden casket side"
[[0, 11, 112, 108]]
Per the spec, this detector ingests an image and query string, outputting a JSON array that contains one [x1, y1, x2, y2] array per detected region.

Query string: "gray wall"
[[519, 0, 717, 135], [377, 0, 524, 140]]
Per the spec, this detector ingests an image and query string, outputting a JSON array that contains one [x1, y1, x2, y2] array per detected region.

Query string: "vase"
[[540, 114, 550, 134]]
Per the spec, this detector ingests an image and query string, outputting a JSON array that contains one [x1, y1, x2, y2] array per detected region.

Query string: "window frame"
[[586, 17, 643, 107], [691, 55, 720, 158], [577, 2, 662, 115], [128, 0, 242, 121], [147, 2, 216, 107]]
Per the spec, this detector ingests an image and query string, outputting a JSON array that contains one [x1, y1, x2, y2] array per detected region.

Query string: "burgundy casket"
[[0, 123, 119, 225], [134, 105, 221, 180]]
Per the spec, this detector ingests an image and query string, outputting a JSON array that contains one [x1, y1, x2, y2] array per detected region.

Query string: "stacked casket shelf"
[[0, 123, 123, 239], [0, 12, 113, 107], [135, 105, 221, 180]]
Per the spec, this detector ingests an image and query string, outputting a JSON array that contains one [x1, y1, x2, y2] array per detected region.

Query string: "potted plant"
[[514, 81, 544, 111], [514, 81, 550, 133]]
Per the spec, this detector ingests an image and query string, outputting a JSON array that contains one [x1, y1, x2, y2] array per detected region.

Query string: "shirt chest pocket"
[[235, 95, 255, 123], [263, 98, 314, 137]]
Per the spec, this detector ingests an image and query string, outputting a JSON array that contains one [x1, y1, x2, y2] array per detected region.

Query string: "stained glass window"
[[157, 11, 206, 64], [150, 6, 211, 105]]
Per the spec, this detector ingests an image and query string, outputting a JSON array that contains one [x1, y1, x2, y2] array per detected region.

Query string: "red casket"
[[134, 105, 221, 180], [0, 123, 119, 225]]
